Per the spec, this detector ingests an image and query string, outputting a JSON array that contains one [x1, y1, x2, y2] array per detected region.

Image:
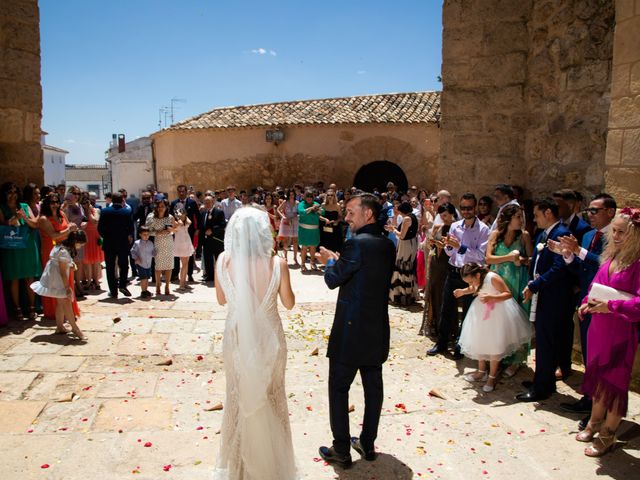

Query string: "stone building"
[[151, 92, 441, 194], [0, 0, 43, 186], [440, 0, 639, 205]]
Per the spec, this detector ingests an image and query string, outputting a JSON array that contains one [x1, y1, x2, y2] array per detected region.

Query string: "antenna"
[[170, 97, 187, 125]]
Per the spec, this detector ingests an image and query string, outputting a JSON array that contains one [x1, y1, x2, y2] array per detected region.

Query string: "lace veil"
[[221, 206, 278, 416]]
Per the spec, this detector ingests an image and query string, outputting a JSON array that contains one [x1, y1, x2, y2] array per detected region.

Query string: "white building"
[[106, 135, 154, 198], [41, 132, 68, 186], [65, 164, 109, 203]]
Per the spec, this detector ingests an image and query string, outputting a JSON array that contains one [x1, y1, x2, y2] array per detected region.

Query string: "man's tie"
[[589, 230, 602, 251], [539, 230, 548, 244]]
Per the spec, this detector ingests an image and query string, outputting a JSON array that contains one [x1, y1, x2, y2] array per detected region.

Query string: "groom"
[[315, 193, 395, 468]]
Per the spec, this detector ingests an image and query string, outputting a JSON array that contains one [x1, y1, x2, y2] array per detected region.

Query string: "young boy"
[[130, 226, 156, 298]]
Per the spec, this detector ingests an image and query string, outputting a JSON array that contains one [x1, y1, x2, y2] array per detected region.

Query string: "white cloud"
[[250, 48, 277, 56]]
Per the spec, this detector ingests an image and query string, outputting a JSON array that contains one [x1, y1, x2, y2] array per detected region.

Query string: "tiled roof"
[[167, 91, 440, 131]]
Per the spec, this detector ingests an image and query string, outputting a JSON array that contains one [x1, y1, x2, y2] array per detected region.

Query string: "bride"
[[213, 206, 297, 480]]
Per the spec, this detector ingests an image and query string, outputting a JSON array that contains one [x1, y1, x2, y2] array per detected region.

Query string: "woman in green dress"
[[485, 204, 532, 377], [0, 182, 41, 320], [297, 190, 324, 272]]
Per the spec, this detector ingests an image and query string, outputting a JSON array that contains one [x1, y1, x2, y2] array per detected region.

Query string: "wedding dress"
[[213, 207, 297, 480]]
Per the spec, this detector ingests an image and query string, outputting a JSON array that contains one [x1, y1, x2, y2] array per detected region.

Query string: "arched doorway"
[[353, 160, 408, 193]]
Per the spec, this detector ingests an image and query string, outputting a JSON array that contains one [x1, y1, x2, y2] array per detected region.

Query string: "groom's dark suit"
[[527, 222, 573, 397], [324, 222, 395, 455]]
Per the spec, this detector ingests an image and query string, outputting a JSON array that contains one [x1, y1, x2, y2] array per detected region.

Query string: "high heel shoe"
[[14, 308, 25, 321], [28, 306, 38, 320], [584, 428, 616, 457], [463, 370, 488, 382], [483, 375, 497, 392], [576, 420, 603, 442]]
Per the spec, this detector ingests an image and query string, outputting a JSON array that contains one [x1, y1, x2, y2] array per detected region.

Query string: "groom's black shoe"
[[319, 446, 352, 469], [351, 437, 376, 461], [427, 345, 445, 356]]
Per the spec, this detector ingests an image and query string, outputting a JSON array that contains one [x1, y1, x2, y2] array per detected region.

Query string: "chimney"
[[118, 134, 126, 153]]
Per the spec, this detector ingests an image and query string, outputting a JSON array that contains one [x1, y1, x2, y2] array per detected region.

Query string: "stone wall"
[[440, 0, 615, 200], [0, 0, 43, 186], [153, 123, 440, 195], [605, 0, 640, 206]]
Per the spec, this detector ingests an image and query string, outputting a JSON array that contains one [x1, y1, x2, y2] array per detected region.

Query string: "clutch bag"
[[588, 282, 634, 303]]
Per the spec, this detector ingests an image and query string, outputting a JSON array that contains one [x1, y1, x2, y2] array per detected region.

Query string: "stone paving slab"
[[0, 400, 46, 433], [21, 354, 86, 373], [0, 267, 638, 479]]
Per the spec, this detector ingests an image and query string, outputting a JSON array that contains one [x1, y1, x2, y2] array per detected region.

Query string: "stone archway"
[[353, 160, 408, 193]]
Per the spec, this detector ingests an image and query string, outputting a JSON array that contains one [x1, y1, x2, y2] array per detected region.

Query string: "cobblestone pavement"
[[1, 267, 639, 479]]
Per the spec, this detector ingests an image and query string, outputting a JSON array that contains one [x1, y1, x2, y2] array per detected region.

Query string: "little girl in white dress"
[[456, 263, 531, 392], [31, 231, 87, 340], [173, 209, 195, 290]]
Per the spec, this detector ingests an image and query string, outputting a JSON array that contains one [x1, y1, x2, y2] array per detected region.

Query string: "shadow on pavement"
[[594, 419, 640, 478], [29, 332, 85, 345], [329, 453, 414, 479]]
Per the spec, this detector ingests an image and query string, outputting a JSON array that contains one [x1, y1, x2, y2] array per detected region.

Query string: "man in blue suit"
[[551, 194, 616, 418], [98, 192, 134, 298], [553, 189, 592, 243], [517, 198, 573, 402], [316, 193, 395, 468]]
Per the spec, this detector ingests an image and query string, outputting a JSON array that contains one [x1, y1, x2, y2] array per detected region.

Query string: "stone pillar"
[[0, 0, 43, 186], [439, 0, 532, 198], [605, 0, 640, 206]]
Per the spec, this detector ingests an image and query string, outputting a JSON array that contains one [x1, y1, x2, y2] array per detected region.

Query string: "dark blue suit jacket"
[[324, 223, 395, 366], [568, 215, 593, 244], [567, 228, 605, 303], [528, 223, 572, 301], [98, 203, 134, 253]]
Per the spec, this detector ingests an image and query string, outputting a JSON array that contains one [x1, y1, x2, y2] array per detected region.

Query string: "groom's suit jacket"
[[324, 223, 395, 366], [528, 222, 573, 305]]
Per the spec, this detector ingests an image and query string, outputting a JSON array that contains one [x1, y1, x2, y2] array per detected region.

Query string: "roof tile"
[[167, 91, 440, 131]]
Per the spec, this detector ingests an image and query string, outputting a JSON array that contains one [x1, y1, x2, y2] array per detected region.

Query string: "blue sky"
[[40, 0, 442, 164]]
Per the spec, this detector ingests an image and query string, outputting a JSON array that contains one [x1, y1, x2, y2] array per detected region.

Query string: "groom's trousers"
[[328, 360, 383, 455]]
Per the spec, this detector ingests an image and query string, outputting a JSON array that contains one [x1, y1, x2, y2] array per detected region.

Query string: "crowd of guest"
[[0, 178, 638, 457]]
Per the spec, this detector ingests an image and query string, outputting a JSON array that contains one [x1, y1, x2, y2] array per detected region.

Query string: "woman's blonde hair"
[[601, 208, 640, 270]]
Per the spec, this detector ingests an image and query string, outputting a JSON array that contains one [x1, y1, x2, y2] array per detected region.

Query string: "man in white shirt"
[[220, 186, 242, 221], [427, 192, 490, 359], [490, 184, 519, 231]]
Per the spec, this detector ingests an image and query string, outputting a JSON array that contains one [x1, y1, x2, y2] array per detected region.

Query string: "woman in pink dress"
[[576, 208, 640, 457]]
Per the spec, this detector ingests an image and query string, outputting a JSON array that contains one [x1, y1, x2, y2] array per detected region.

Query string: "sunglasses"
[[460, 206, 474, 211], [585, 207, 605, 214]]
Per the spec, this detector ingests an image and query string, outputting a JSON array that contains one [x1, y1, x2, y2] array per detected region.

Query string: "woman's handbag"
[[0, 225, 30, 249]]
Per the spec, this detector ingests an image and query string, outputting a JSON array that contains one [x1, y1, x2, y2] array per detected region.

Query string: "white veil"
[[222, 206, 279, 416]]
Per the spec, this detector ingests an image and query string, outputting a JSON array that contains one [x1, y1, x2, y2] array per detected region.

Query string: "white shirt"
[[221, 197, 242, 220]]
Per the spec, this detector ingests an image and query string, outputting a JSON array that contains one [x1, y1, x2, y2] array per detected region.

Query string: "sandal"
[[576, 420, 603, 442], [483, 375, 497, 392], [14, 308, 25, 321], [584, 429, 616, 457], [28, 306, 38, 320], [463, 370, 488, 382], [54, 327, 69, 335]]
